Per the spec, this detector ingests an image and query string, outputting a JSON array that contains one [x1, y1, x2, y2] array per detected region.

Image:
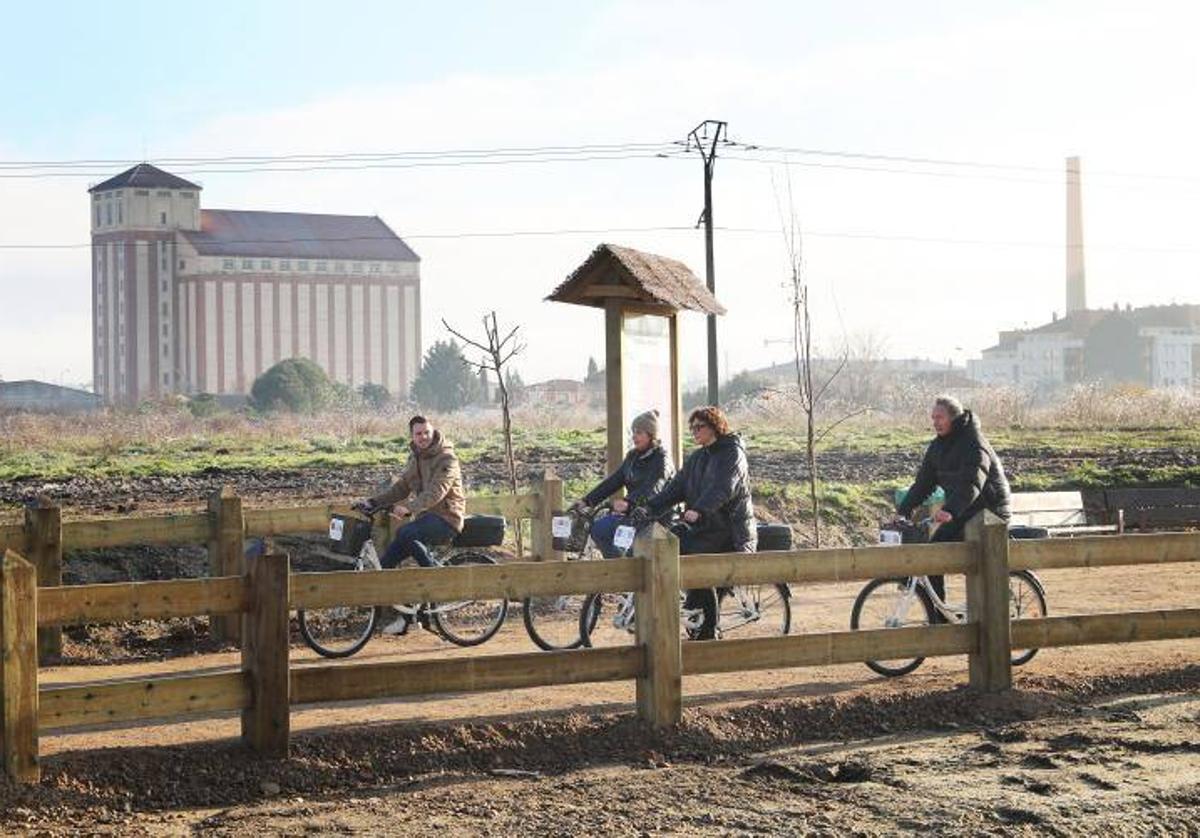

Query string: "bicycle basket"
[[329, 514, 373, 556], [552, 510, 590, 553]]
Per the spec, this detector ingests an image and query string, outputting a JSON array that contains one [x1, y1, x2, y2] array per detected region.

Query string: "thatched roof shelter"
[[546, 243, 725, 315]]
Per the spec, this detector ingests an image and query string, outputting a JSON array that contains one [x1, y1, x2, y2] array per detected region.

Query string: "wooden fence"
[[2, 511, 1199, 783], [0, 472, 564, 654]]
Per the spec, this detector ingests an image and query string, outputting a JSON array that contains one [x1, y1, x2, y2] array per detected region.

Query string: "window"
[[161, 280, 168, 292], [162, 372, 170, 384], [297, 260, 309, 272], [223, 259, 235, 271], [117, 198, 123, 224], [95, 205, 101, 226], [334, 261, 345, 273], [315, 261, 328, 272], [279, 260, 291, 271], [369, 263, 381, 273], [105, 202, 112, 225], [260, 259, 272, 270], [389, 262, 400, 272], [157, 190, 170, 197], [352, 262, 363, 273], [161, 302, 168, 316], [160, 212, 167, 225], [135, 189, 149, 196], [242, 258, 254, 270], [179, 260, 186, 270], [162, 323, 170, 336], [181, 191, 194, 198]]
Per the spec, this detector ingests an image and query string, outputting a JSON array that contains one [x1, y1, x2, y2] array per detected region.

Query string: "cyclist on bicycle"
[[637, 405, 756, 639], [361, 415, 466, 633], [572, 409, 673, 557], [896, 395, 1011, 605]]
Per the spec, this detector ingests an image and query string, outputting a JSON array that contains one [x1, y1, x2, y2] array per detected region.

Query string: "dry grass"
[[1, 384, 1196, 467]]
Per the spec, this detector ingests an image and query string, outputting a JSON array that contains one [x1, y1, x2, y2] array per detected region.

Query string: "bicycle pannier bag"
[[453, 514, 507, 548], [755, 522, 793, 552]]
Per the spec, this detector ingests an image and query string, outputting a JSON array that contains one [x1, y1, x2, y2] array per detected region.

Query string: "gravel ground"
[[3, 665, 1199, 835]]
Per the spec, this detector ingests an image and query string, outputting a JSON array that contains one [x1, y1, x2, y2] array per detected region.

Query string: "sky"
[[1, 1, 1199, 388]]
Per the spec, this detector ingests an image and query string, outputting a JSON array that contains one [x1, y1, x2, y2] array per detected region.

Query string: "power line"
[[3, 225, 1199, 255]]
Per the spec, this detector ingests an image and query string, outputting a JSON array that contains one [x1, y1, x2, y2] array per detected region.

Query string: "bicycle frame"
[[886, 575, 966, 625]]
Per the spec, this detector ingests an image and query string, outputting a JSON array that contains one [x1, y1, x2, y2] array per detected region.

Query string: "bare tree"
[[774, 176, 868, 547], [443, 312, 526, 553]]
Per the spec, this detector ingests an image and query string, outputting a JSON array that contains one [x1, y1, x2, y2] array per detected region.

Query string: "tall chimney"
[[1066, 155, 1086, 315]]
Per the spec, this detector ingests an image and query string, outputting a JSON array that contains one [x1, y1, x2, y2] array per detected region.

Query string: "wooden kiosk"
[[547, 244, 725, 473]]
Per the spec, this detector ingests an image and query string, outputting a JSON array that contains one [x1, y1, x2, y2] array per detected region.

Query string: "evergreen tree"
[[410, 340, 481, 412]]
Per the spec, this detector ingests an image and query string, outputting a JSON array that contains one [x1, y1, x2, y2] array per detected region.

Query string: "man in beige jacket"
[[367, 415, 466, 570]]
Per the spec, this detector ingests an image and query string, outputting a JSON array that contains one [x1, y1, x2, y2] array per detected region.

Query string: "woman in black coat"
[[574, 410, 673, 558]]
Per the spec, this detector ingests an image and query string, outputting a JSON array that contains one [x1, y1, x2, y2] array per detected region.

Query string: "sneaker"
[[380, 614, 410, 636]]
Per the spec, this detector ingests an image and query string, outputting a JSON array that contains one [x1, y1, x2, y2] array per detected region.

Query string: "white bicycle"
[[850, 518, 1048, 677]]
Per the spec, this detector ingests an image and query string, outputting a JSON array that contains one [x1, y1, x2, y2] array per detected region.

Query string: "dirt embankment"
[[3, 666, 1198, 835], [3, 444, 1195, 518]]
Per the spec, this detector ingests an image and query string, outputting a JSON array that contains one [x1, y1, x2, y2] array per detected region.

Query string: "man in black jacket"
[[897, 395, 1011, 603], [575, 410, 673, 558]]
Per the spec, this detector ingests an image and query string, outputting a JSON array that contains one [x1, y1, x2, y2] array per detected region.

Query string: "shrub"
[[358, 383, 391, 410], [250, 358, 333, 413], [187, 393, 222, 419]]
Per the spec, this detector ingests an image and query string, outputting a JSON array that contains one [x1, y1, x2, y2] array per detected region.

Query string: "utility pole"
[[687, 119, 727, 406]]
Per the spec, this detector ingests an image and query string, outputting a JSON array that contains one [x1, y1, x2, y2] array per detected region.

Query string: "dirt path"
[[37, 561, 1199, 756]]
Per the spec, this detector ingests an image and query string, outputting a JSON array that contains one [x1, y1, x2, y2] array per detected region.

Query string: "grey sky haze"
[[1, 1, 1198, 388]]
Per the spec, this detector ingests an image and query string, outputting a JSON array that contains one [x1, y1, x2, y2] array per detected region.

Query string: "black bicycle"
[[295, 506, 510, 658]]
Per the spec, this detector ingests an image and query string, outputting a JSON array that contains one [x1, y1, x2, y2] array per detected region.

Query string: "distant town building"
[[0, 380, 102, 413], [970, 157, 1200, 391], [968, 304, 1200, 390], [525, 378, 587, 407], [89, 163, 420, 404]]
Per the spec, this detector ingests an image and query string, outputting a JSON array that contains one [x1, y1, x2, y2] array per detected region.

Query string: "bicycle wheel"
[[429, 551, 509, 647], [522, 539, 603, 651], [682, 588, 719, 640], [297, 550, 380, 659], [577, 592, 630, 648], [718, 583, 792, 638], [850, 577, 937, 677], [1008, 570, 1047, 666]]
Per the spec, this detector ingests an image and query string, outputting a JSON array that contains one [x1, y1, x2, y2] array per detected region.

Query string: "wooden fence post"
[[24, 498, 62, 662], [532, 469, 565, 562], [965, 512, 1012, 692], [241, 551, 290, 757], [1, 550, 39, 783], [208, 487, 244, 643], [635, 523, 682, 729]]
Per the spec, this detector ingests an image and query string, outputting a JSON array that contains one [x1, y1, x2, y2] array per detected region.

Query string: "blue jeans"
[[380, 514, 457, 569], [589, 513, 630, 558]]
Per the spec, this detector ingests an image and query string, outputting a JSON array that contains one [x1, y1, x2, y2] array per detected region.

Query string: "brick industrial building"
[[90, 163, 420, 404]]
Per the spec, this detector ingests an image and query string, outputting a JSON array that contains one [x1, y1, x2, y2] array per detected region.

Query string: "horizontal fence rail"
[[0, 504, 1197, 783], [1009, 532, 1200, 571], [680, 542, 974, 588], [40, 671, 250, 731], [683, 624, 977, 676]]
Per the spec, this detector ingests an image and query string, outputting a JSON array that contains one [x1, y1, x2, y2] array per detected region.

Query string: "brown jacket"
[[370, 430, 466, 532]]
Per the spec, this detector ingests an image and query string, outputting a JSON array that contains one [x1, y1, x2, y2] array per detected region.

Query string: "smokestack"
[[1066, 156, 1086, 315]]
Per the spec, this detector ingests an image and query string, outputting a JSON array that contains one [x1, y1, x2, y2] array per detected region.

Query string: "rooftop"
[[88, 163, 202, 193], [181, 209, 420, 261], [547, 243, 725, 315]]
